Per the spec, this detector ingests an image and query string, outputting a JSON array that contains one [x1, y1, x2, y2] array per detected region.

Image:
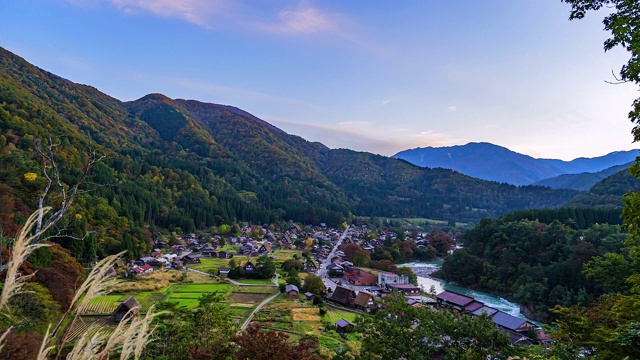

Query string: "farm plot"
[[80, 295, 122, 315], [166, 283, 237, 309], [292, 307, 321, 322], [233, 286, 276, 294], [137, 292, 167, 311], [171, 283, 236, 294], [228, 292, 271, 303], [325, 309, 358, 324], [63, 317, 113, 343]]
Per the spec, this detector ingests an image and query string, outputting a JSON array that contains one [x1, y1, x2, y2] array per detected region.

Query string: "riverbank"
[[401, 261, 535, 322]]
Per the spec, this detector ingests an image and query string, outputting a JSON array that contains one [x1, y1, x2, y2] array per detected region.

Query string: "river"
[[402, 261, 532, 321]]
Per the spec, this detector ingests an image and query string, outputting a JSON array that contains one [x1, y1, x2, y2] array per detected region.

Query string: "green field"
[[325, 309, 359, 324], [171, 283, 236, 293], [233, 278, 275, 285], [189, 257, 243, 272]]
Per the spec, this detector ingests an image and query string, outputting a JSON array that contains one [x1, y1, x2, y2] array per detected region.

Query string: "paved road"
[[319, 225, 350, 291], [240, 291, 280, 330]]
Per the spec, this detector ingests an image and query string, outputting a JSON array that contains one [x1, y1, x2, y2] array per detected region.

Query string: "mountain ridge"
[[0, 45, 582, 248], [393, 142, 638, 186]]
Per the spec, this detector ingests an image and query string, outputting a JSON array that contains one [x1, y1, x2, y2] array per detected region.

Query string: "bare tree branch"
[[33, 138, 105, 244], [604, 69, 631, 85]]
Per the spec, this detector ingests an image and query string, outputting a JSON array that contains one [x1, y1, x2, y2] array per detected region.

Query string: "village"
[[111, 222, 552, 351]]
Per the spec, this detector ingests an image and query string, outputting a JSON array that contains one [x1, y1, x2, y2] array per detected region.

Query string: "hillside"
[[532, 163, 633, 191], [393, 142, 638, 186], [0, 46, 582, 258], [564, 168, 640, 208]]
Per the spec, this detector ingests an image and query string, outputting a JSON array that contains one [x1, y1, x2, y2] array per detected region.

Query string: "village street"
[[319, 225, 351, 293]]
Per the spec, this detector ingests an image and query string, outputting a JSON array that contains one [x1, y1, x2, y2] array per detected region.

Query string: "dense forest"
[[437, 209, 629, 321]]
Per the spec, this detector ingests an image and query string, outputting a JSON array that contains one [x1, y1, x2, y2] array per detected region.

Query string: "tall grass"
[[0, 209, 161, 359]]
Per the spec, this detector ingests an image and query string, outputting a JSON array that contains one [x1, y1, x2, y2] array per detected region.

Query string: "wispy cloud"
[[268, 118, 457, 156], [93, 0, 340, 36], [108, 0, 230, 28], [447, 105, 457, 112], [256, 7, 336, 35]]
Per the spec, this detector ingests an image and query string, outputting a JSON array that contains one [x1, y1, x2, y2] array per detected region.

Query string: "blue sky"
[[2, 0, 638, 160]]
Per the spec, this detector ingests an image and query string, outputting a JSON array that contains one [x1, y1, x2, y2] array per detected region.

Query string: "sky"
[[2, 0, 639, 160]]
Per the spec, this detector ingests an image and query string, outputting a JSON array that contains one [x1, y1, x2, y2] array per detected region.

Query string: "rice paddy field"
[[63, 317, 113, 343], [83, 279, 278, 325]]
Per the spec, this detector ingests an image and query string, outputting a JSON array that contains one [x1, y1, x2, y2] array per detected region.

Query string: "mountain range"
[[393, 142, 638, 186], [0, 46, 629, 252]]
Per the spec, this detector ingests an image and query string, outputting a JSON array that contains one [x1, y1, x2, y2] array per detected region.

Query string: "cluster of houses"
[[436, 290, 548, 346], [327, 285, 547, 346], [328, 272, 421, 308]]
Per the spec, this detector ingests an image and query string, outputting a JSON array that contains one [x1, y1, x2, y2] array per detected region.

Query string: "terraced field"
[[64, 317, 113, 343], [81, 295, 123, 315]]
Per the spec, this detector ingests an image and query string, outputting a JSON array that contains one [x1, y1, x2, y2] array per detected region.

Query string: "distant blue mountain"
[[393, 142, 638, 186], [532, 162, 633, 191]]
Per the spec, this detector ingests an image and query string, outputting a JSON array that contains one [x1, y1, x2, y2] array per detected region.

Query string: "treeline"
[[438, 215, 628, 320], [499, 207, 622, 229]]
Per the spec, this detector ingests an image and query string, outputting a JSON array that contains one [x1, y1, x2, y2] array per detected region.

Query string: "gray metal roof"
[[436, 290, 474, 307], [336, 318, 354, 328], [472, 306, 499, 317], [492, 311, 528, 331]]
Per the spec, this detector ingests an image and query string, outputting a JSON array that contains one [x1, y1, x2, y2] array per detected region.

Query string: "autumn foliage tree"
[[231, 326, 323, 360]]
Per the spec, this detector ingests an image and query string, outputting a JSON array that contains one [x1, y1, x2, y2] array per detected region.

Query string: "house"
[[436, 291, 475, 312], [472, 306, 499, 317], [385, 283, 421, 296], [130, 264, 153, 276], [183, 254, 203, 264], [326, 263, 344, 275], [201, 248, 217, 257], [305, 259, 318, 273], [491, 311, 537, 345], [378, 273, 410, 287], [218, 267, 231, 277], [343, 269, 377, 286], [258, 243, 272, 254], [286, 284, 299, 299], [243, 260, 257, 275], [111, 296, 141, 322], [218, 250, 231, 259], [163, 253, 178, 261], [335, 318, 355, 333], [463, 300, 485, 313], [136, 257, 156, 265], [304, 292, 316, 300], [353, 291, 375, 311], [330, 286, 356, 306]]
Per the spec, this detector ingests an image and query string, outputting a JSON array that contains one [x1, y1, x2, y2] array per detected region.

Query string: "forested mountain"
[[393, 142, 638, 186], [563, 168, 640, 208], [532, 162, 632, 191], [0, 46, 581, 258]]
